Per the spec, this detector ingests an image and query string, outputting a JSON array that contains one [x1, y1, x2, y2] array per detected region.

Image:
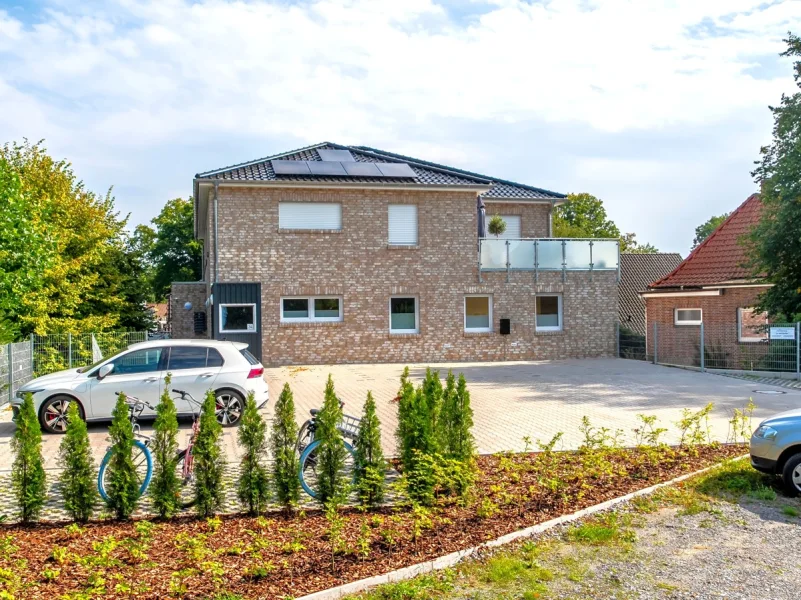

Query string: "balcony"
[[478, 238, 619, 280]]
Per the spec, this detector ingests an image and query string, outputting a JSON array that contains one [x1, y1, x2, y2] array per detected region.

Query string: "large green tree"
[[751, 33, 801, 319], [692, 213, 730, 250], [136, 198, 202, 300], [0, 140, 152, 335], [553, 192, 658, 253]]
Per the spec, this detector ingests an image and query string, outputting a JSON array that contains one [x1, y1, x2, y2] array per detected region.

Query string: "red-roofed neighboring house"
[[146, 303, 169, 332], [640, 194, 772, 368]]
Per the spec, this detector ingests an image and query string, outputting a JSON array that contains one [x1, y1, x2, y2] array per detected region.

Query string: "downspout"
[[547, 200, 554, 237], [213, 181, 220, 286]]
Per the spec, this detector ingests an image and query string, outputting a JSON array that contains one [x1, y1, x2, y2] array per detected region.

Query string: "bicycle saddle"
[[310, 408, 320, 416]]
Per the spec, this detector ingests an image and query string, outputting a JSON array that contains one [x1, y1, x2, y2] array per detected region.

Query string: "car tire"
[[781, 453, 801, 497], [39, 395, 84, 434], [215, 390, 244, 427]]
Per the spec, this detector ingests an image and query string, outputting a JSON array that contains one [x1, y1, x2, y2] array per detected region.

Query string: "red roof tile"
[[649, 194, 762, 289]]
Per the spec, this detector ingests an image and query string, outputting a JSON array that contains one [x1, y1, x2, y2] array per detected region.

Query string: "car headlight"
[[15, 389, 43, 399], [754, 425, 778, 440]]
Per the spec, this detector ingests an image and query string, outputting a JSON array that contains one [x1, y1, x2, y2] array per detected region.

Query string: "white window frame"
[[388, 204, 419, 246], [278, 202, 342, 231], [464, 295, 493, 333], [389, 296, 419, 334], [219, 303, 257, 333], [737, 307, 768, 342], [535, 294, 563, 332], [280, 296, 343, 323], [674, 308, 703, 326]]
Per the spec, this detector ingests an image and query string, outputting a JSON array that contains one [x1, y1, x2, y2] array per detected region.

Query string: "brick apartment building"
[[170, 142, 620, 366], [641, 193, 772, 368]]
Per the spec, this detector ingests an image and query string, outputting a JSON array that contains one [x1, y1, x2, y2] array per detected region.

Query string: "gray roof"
[[619, 253, 683, 335], [196, 142, 566, 201]]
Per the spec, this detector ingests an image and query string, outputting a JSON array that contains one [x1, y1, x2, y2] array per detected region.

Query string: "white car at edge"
[[11, 339, 269, 434]]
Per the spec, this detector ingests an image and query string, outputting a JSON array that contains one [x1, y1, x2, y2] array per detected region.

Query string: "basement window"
[[674, 308, 702, 326]]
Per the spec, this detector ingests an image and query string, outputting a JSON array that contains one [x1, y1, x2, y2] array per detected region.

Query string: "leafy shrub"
[[151, 374, 180, 519], [439, 372, 475, 462], [675, 403, 714, 449], [632, 414, 667, 447], [194, 389, 225, 517], [271, 383, 300, 510], [315, 375, 349, 506], [105, 393, 140, 519], [237, 391, 270, 515], [354, 391, 386, 507], [578, 416, 623, 450], [59, 402, 95, 522], [12, 392, 46, 522], [487, 214, 507, 237]]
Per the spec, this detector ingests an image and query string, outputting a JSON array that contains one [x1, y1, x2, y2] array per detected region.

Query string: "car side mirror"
[[98, 364, 114, 380]]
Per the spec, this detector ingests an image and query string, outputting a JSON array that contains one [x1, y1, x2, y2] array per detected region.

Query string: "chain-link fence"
[[1, 332, 148, 406], [619, 321, 801, 378]]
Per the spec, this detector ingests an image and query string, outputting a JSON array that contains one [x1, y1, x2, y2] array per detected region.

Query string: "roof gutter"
[[194, 179, 492, 194]]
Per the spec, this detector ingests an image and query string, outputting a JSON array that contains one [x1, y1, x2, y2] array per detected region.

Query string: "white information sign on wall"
[[770, 326, 796, 341]]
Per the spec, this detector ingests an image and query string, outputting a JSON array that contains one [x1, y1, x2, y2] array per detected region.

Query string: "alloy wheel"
[[792, 465, 801, 492], [43, 399, 72, 433], [215, 392, 243, 426]]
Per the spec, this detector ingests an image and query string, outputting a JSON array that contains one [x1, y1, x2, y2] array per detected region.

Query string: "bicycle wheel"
[[97, 439, 153, 502], [175, 449, 197, 509], [296, 421, 314, 454], [298, 439, 356, 500]]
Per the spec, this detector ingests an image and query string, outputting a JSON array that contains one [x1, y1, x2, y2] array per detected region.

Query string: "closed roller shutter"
[[388, 204, 418, 245], [497, 215, 521, 239], [279, 202, 342, 230]]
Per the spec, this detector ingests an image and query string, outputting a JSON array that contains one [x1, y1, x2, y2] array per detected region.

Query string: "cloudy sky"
[[0, 0, 797, 254]]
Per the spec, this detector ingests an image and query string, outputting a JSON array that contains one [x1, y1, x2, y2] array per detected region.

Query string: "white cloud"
[[0, 0, 796, 251]]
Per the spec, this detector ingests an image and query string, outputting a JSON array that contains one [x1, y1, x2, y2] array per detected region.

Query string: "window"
[[281, 296, 343, 322], [167, 346, 225, 370], [220, 303, 257, 333], [465, 295, 492, 332], [488, 215, 521, 239], [110, 348, 163, 376], [388, 204, 418, 245], [279, 202, 342, 230], [674, 308, 702, 326], [738, 307, 768, 342], [535, 295, 562, 331], [390, 297, 418, 333]]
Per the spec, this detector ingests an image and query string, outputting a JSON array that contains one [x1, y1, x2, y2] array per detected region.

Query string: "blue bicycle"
[[296, 400, 359, 499]]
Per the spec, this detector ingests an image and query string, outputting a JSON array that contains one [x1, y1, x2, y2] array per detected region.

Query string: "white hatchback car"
[[12, 339, 269, 434]]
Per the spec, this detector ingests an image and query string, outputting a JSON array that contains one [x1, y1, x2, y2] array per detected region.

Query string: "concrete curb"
[[296, 454, 749, 600]]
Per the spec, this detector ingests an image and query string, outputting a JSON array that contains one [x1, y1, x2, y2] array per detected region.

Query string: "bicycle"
[[296, 400, 361, 499], [97, 389, 203, 508]]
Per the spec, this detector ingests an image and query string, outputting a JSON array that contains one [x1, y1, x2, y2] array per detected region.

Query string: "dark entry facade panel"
[[212, 282, 263, 361]]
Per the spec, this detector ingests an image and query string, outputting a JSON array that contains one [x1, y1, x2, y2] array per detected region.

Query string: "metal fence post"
[[7, 343, 13, 405], [653, 322, 658, 365], [796, 322, 800, 381], [700, 322, 705, 373], [68, 332, 73, 369], [29, 334, 34, 375]]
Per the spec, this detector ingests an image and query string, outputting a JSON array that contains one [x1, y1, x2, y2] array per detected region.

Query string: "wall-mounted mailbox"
[[499, 318, 511, 335]]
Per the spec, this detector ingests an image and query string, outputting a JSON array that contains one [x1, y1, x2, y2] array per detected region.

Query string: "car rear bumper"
[[750, 454, 777, 474]]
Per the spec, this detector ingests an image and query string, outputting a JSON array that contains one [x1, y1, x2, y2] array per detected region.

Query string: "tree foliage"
[[553, 192, 658, 253], [315, 375, 349, 507], [692, 213, 730, 250], [354, 391, 386, 507], [0, 140, 152, 335], [750, 33, 801, 319], [59, 402, 96, 523], [150, 374, 181, 519], [105, 393, 140, 520], [136, 198, 202, 300], [237, 392, 270, 515], [12, 393, 46, 522], [194, 389, 225, 517], [487, 214, 507, 237], [271, 383, 301, 510]]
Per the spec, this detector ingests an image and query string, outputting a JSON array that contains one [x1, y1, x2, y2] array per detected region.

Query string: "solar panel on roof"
[[342, 162, 383, 177], [308, 161, 348, 176], [272, 160, 311, 175], [376, 163, 416, 178], [318, 149, 355, 162]]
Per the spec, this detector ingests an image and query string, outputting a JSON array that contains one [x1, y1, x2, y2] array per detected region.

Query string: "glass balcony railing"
[[479, 238, 619, 273]]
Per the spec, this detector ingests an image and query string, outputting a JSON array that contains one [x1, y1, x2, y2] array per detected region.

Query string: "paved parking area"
[[1, 358, 800, 471]]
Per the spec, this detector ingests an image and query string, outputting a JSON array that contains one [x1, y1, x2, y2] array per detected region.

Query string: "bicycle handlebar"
[[172, 388, 202, 406]]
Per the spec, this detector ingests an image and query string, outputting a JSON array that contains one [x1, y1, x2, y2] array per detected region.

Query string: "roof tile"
[[619, 253, 683, 334]]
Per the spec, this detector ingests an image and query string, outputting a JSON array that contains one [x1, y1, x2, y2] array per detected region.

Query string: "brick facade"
[[168, 283, 208, 339], [644, 286, 772, 368], [172, 185, 617, 366]]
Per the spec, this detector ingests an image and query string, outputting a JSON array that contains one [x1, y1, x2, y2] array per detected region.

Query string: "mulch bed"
[[0, 444, 745, 599]]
